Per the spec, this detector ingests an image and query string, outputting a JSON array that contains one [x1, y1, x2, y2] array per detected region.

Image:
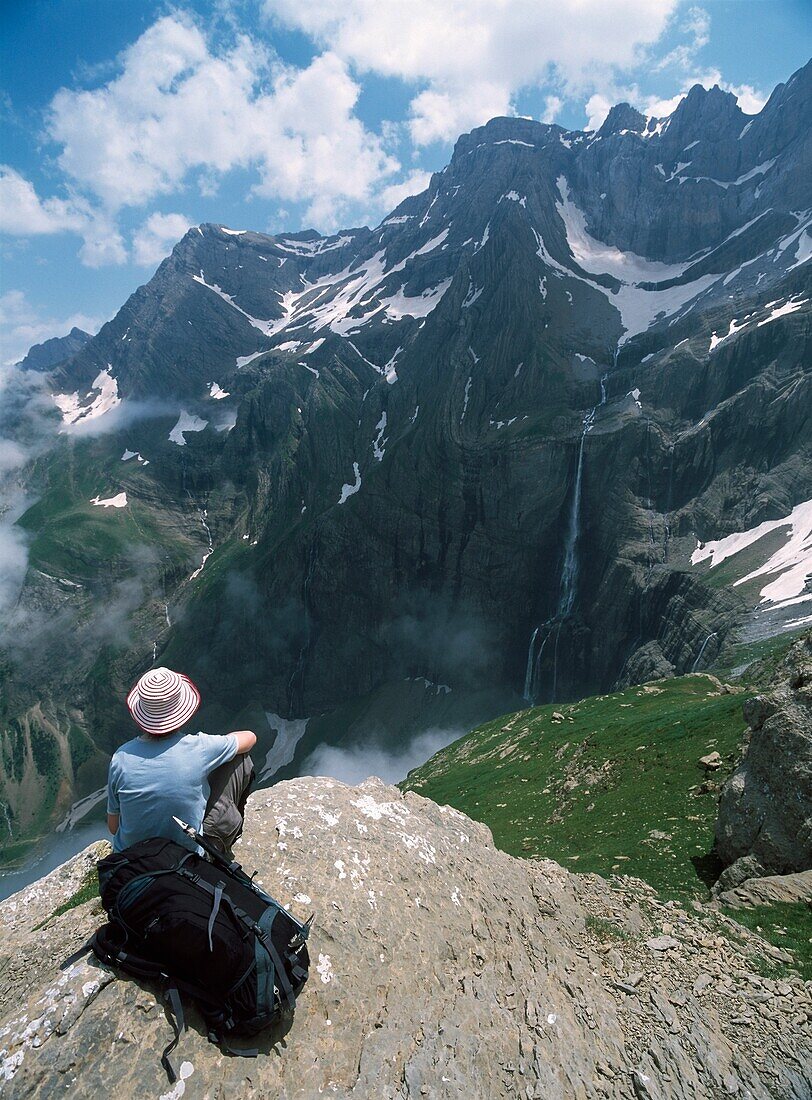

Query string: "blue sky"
[[1, 0, 809, 364]]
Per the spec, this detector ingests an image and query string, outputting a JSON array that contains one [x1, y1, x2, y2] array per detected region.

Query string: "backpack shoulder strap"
[[161, 984, 187, 1083]]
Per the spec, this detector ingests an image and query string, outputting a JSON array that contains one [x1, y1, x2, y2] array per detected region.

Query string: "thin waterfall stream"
[[691, 631, 718, 672], [523, 367, 609, 704]]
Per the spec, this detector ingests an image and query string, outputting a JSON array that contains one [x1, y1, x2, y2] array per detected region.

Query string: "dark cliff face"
[[3, 62, 812, 844]]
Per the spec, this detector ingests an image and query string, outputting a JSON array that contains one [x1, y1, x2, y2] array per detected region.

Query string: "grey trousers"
[[202, 753, 255, 850]]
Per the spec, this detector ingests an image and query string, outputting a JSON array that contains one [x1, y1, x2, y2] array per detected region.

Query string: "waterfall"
[[188, 499, 214, 580], [691, 632, 718, 672], [523, 369, 609, 704], [522, 626, 539, 702], [287, 539, 318, 710], [663, 443, 675, 563], [1, 801, 12, 839]]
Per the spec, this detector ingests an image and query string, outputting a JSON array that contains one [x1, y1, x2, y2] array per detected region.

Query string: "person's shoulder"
[[185, 731, 237, 755], [180, 730, 217, 750], [111, 734, 142, 758], [187, 730, 236, 744]]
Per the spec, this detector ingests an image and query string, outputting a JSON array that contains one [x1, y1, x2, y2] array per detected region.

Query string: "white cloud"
[[132, 212, 194, 267], [584, 93, 616, 132], [723, 81, 767, 116], [302, 727, 464, 786], [541, 95, 563, 125], [0, 289, 101, 366], [3, 5, 773, 263], [46, 16, 400, 231], [641, 91, 687, 119], [0, 165, 127, 266], [655, 5, 710, 70], [408, 80, 512, 145], [376, 170, 432, 215], [0, 165, 86, 235], [265, 0, 680, 142]]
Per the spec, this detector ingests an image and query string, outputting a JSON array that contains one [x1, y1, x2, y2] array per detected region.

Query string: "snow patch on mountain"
[[260, 713, 310, 781], [372, 413, 388, 461], [462, 281, 483, 309], [539, 178, 720, 344], [90, 492, 127, 509], [692, 498, 812, 611], [192, 274, 274, 336], [679, 158, 777, 189], [275, 235, 355, 256], [461, 376, 472, 422], [169, 411, 208, 445], [236, 350, 265, 368], [555, 177, 691, 283], [709, 317, 751, 352], [379, 279, 453, 322], [54, 368, 120, 427], [757, 295, 809, 327], [338, 463, 362, 504]]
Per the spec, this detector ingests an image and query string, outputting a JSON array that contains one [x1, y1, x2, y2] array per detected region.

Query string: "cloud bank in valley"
[[301, 727, 464, 786]]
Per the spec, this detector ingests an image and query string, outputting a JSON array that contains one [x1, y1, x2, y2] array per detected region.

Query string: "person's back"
[[107, 667, 256, 855]]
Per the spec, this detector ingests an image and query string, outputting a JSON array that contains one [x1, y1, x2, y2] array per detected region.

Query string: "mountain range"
[[1, 59, 810, 854]]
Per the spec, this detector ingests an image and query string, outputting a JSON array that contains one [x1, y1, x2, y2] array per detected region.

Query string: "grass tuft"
[[33, 866, 100, 930]]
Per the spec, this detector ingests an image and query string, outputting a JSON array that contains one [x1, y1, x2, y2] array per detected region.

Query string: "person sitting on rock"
[[106, 666, 256, 857]]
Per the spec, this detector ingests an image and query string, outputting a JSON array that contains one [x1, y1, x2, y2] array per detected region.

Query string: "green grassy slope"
[[402, 674, 747, 900]]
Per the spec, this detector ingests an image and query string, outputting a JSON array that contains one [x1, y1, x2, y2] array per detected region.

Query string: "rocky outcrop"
[[717, 869, 812, 909], [2, 778, 810, 1098], [715, 634, 812, 890]]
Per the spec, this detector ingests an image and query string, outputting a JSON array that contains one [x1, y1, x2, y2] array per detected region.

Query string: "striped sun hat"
[[126, 666, 201, 736]]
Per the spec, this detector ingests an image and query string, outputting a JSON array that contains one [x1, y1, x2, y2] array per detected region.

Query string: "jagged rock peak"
[[17, 326, 92, 372], [1, 777, 809, 1097], [668, 82, 744, 139], [597, 103, 647, 137]]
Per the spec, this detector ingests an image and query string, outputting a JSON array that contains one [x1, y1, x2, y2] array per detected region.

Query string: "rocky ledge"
[[1, 777, 810, 1098]]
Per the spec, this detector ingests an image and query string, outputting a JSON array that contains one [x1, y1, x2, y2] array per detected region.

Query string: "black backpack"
[[91, 836, 311, 1079]]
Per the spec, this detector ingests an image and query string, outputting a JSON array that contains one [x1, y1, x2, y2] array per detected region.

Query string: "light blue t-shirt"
[[107, 731, 238, 852]]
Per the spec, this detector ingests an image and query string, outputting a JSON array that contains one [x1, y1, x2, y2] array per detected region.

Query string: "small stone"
[[606, 948, 624, 974], [698, 751, 722, 770], [693, 973, 713, 996], [645, 936, 680, 952], [611, 981, 641, 996]]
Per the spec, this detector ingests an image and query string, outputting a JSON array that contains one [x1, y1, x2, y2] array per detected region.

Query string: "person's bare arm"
[[232, 730, 257, 754], [107, 813, 120, 835]]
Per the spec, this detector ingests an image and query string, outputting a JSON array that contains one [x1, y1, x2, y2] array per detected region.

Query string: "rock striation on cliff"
[[2, 777, 810, 1098]]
